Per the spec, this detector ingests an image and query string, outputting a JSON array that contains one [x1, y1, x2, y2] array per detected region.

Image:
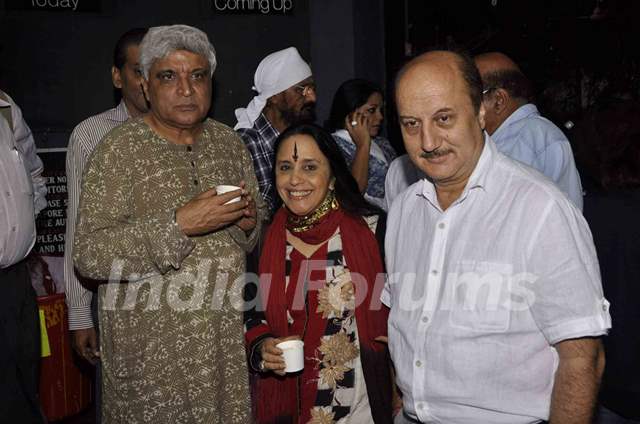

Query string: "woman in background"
[[327, 79, 396, 210]]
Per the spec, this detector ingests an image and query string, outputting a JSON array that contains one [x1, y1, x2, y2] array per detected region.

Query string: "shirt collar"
[[493, 103, 538, 140], [0, 98, 10, 108], [419, 133, 495, 210], [108, 100, 132, 123]]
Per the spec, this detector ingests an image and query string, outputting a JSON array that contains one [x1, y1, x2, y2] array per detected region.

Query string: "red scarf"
[[255, 206, 388, 424]]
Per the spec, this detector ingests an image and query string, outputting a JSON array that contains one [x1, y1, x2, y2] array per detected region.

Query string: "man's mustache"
[[420, 148, 451, 159]]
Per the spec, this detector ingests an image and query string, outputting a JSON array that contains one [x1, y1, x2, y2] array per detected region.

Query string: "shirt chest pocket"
[[447, 261, 513, 333], [4, 145, 34, 196]]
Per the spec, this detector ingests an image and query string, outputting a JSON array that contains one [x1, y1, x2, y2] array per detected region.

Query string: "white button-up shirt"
[[1, 91, 47, 268], [383, 135, 610, 424]]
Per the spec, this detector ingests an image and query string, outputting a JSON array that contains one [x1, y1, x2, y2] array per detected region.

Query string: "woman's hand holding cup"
[[259, 335, 303, 376]]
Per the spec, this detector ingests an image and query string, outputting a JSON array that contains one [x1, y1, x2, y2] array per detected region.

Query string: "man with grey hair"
[[74, 24, 265, 423]]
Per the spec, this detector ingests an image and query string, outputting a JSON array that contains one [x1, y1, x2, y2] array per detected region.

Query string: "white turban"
[[234, 47, 312, 130]]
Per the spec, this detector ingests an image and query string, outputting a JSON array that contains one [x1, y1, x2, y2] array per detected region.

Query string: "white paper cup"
[[215, 184, 242, 205], [277, 340, 304, 373]]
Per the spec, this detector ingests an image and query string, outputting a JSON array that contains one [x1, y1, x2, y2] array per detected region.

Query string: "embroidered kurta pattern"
[[74, 117, 264, 424]]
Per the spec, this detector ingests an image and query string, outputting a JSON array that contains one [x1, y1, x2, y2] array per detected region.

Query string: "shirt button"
[[193, 180, 199, 186], [415, 360, 422, 367], [431, 269, 438, 276], [11, 226, 16, 232], [438, 222, 445, 229], [5, 191, 10, 197], [422, 316, 429, 323]]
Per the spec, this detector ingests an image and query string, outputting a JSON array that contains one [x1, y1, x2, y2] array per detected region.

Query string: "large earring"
[[331, 193, 339, 210]]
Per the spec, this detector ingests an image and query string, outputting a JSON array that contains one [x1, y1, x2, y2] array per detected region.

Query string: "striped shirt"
[[332, 130, 397, 210], [63, 101, 130, 330]]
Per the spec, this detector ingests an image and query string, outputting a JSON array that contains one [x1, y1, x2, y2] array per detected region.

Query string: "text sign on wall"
[[35, 150, 67, 256], [4, 0, 102, 12], [211, 0, 293, 15]]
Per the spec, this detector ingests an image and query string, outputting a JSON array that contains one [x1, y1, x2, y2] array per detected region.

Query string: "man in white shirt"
[[383, 50, 610, 424], [64, 27, 148, 365], [1, 89, 47, 423]]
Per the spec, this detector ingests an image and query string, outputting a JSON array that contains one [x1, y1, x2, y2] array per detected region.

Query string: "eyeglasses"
[[482, 87, 497, 95], [294, 83, 316, 97]]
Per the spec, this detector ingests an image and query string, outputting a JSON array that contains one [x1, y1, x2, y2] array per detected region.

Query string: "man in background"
[[234, 47, 316, 215], [1, 88, 48, 423], [474, 51, 583, 209], [64, 27, 148, 363], [63, 27, 148, 423]]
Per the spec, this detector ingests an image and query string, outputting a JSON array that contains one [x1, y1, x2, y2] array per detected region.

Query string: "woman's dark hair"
[[273, 124, 380, 217], [326, 79, 383, 132], [573, 100, 640, 190]]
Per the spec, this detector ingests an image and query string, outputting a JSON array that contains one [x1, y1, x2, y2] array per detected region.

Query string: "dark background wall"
[[0, 0, 387, 148], [0, 0, 311, 138], [389, 0, 640, 131], [5, 0, 631, 154], [380, 0, 640, 152], [310, 0, 386, 127]]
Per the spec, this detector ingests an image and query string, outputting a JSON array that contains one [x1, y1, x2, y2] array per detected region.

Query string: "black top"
[[582, 175, 640, 419]]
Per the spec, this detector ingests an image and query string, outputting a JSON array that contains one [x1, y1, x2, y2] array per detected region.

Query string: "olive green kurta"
[[74, 117, 265, 423]]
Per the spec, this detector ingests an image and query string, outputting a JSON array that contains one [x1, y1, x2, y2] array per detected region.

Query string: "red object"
[[37, 293, 92, 421]]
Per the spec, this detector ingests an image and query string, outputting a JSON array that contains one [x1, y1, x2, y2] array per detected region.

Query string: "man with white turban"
[[235, 47, 316, 215]]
